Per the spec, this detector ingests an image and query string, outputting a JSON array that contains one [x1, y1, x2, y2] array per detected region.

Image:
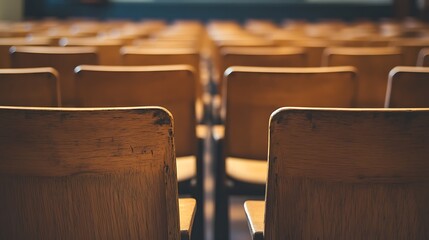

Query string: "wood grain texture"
[[266, 108, 429, 240], [224, 66, 357, 159], [323, 47, 403, 107], [179, 198, 196, 240], [10, 46, 99, 107], [386, 66, 429, 108], [244, 200, 265, 240], [74, 64, 197, 158], [0, 67, 60, 107], [0, 106, 181, 239]]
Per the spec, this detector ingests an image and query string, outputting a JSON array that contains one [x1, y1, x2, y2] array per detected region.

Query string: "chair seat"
[[226, 157, 267, 184], [177, 155, 196, 181]]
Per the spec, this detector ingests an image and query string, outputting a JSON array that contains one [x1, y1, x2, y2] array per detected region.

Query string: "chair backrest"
[[417, 47, 429, 66], [223, 66, 357, 160], [121, 47, 202, 98], [0, 67, 60, 107], [0, 37, 52, 68], [10, 46, 99, 107], [219, 47, 307, 94], [266, 107, 429, 240], [322, 47, 402, 107], [390, 38, 429, 65], [273, 38, 329, 67], [74, 64, 197, 157], [60, 37, 123, 65], [385, 66, 429, 107], [0, 106, 180, 239]]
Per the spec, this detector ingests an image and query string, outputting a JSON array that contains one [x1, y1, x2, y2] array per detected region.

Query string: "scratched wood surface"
[[10, 46, 99, 107], [224, 66, 357, 160], [0, 106, 180, 240], [386, 66, 429, 108], [74, 65, 197, 157], [0, 67, 60, 107], [323, 47, 402, 107], [266, 108, 429, 240]]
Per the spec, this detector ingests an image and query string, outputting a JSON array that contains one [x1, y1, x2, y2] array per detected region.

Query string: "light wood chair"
[[74, 64, 205, 239], [273, 38, 330, 67], [389, 38, 429, 66], [214, 66, 358, 240], [0, 67, 60, 107], [245, 107, 429, 240], [60, 37, 123, 65], [10, 46, 99, 107], [0, 37, 52, 68], [121, 46, 202, 98], [417, 47, 429, 66], [322, 47, 403, 107], [385, 66, 429, 107], [218, 46, 307, 94], [0, 106, 196, 240]]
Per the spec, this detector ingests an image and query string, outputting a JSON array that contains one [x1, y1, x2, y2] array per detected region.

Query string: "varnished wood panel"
[[0, 67, 60, 107], [224, 66, 357, 160], [323, 47, 403, 107], [10, 46, 99, 106], [0, 106, 180, 239], [74, 65, 197, 157], [386, 66, 429, 108], [266, 108, 429, 240]]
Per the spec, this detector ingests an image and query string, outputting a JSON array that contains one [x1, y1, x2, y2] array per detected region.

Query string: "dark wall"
[[24, 0, 398, 23]]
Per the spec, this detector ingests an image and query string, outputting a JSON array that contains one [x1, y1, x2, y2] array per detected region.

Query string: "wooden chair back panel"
[[219, 47, 307, 94], [121, 49, 202, 98], [0, 67, 60, 106], [266, 108, 429, 240], [386, 66, 429, 107], [323, 47, 402, 107], [61, 38, 123, 65], [0, 37, 52, 68], [390, 39, 429, 66], [224, 67, 357, 159], [0, 107, 179, 239], [10, 46, 99, 107], [75, 65, 197, 157]]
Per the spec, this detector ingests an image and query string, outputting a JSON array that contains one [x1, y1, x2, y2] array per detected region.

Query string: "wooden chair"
[[218, 46, 307, 94], [245, 107, 429, 240], [10, 46, 98, 107], [417, 47, 429, 66], [60, 37, 123, 65], [0, 37, 52, 68], [322, 47, 403, 107], [214, 66, 358, 240], [389, 38, 429, 66], [0, 106, 196, 240], [74, 65, 205, 239], [385, 66, 429, 107], [121, 46, 201, 96], [0, 67, 60, 107], [273, 38, 330, 67]]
